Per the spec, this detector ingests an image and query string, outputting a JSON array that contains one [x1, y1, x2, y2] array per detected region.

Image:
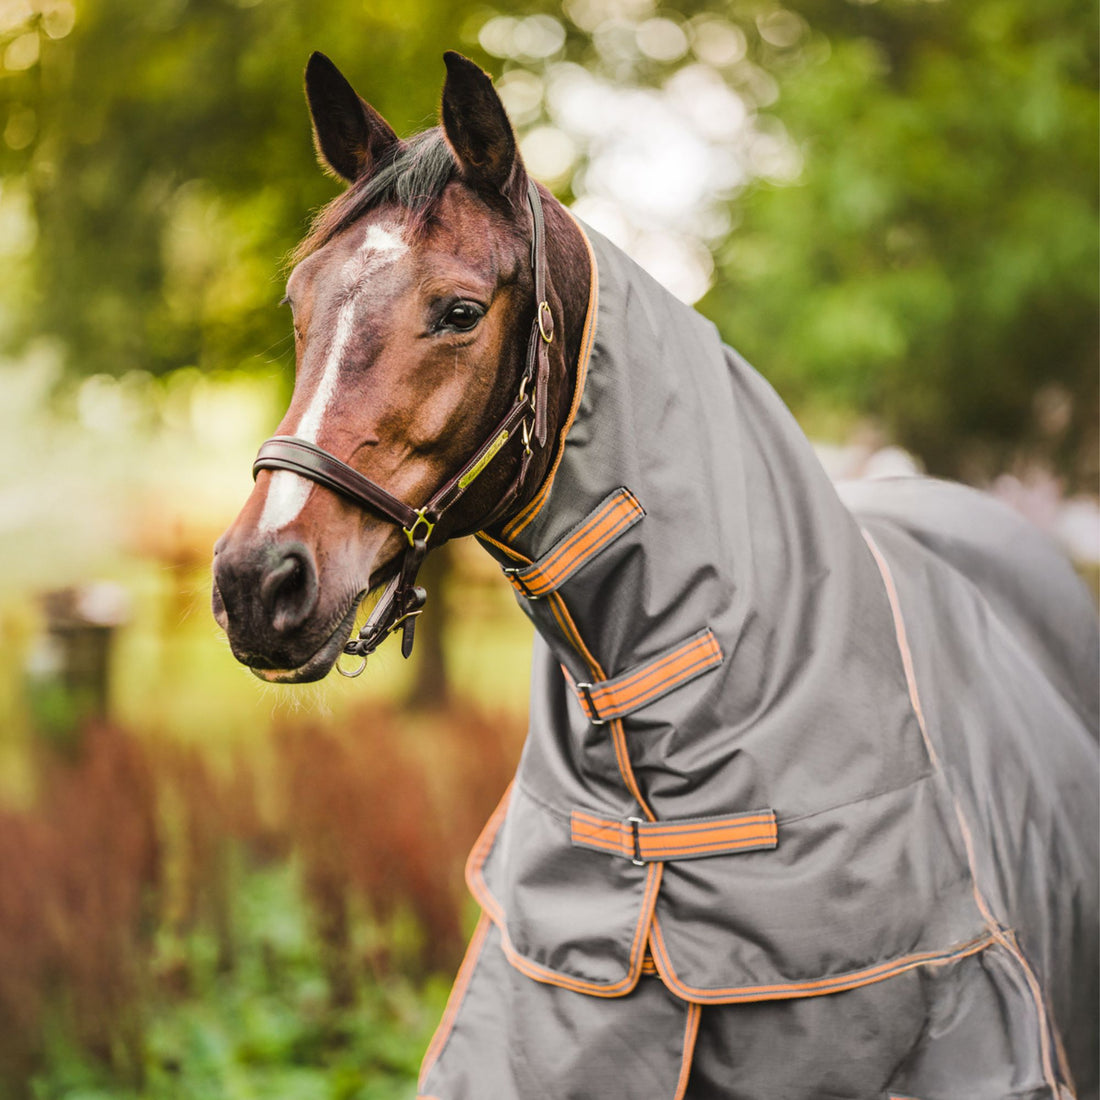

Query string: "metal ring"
[[336, 653, 368, 678], [538, 301, 554, 344]]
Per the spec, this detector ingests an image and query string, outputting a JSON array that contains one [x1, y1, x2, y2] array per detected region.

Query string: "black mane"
[[292, 129, 457, 263]]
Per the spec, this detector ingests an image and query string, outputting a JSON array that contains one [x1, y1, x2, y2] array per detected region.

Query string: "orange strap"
[[571, 808, 777, 863], [505, 488, 644, 599], [566, 628, 723, 724]]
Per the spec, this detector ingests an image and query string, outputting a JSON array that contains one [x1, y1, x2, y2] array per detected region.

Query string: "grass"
[[30, 862, 450, 1100]]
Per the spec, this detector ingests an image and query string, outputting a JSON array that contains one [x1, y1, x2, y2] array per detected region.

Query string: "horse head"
[[212, 52, 585, 682]]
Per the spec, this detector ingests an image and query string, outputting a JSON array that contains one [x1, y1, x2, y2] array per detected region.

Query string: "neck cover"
[[420, 224, 1097, 1099]]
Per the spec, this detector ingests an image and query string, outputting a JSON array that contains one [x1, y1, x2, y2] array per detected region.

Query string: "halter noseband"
[[251, 178, 554, 669]]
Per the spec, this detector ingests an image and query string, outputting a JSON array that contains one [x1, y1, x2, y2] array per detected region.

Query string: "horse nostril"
[[260, 546, 319, 634]]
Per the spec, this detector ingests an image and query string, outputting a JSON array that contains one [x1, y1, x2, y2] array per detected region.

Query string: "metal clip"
[[576, 682, 605, 725], [502, 566, 540, 600], [627, 817, 645, 865]]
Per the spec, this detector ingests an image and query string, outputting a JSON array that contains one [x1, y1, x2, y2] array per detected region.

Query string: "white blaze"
[[258, 224, 408, 534]]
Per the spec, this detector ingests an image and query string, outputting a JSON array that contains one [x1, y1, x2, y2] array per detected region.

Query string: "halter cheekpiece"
[[251, 178, 553, 667]]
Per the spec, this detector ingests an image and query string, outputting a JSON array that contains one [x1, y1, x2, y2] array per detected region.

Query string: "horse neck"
[[502, 228, 888, 735]]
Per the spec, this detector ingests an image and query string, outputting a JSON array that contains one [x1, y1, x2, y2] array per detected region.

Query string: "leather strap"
[[528, 177, 553, 448], [571, 808, 778, 863], [254, 436, 419, 529]]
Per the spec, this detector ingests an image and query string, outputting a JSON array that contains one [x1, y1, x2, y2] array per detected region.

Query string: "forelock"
[[291, 129, 457, 265]]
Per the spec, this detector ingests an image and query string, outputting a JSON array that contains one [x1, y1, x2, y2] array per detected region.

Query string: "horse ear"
[[305, 52, 400, 183], [440, 52, 524, 203]]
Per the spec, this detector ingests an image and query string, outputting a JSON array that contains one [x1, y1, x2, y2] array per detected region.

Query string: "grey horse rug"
[[417, 224, 1099, 1100]]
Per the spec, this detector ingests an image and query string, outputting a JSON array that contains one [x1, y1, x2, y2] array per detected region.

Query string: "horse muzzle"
[[211, 531, 353, 680]]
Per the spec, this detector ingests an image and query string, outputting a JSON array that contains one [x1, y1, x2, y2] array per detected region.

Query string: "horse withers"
[[212, 52, 1099, 1100]]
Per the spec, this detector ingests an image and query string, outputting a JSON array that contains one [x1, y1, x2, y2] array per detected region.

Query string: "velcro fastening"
[[567, 628, 723, 723], [571, 808, 778, 862], [505, 487, 644, 599]]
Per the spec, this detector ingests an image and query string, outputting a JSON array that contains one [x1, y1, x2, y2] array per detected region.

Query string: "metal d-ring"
[[537, 301, 553, 343], [336, 652, 368, 678]]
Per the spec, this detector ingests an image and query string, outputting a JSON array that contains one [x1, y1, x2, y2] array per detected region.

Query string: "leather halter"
[[252, 178, 554, 666]]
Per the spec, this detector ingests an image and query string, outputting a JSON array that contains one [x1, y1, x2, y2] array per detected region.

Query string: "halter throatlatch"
[[251, 178, 553, 666]]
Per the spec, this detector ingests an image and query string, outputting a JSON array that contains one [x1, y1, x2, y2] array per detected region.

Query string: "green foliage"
[[0, 0, 1095, 483], [29, 864, 446, 1100], [0, 0, 499, 378], [701, 0, 1098, 482]]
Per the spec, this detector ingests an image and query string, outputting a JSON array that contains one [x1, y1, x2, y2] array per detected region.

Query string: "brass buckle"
[[403, 508, 435, 547], [391, 606, 424, 629], [537, 301, 554, 344]]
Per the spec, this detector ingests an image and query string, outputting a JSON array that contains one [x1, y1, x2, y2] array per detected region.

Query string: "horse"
[[212, 51, 1099, 1100]]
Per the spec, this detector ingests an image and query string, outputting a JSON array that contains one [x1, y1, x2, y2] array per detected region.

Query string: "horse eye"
[[441, 302, 484, 332]]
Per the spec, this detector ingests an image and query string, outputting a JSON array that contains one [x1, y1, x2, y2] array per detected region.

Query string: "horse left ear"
[[440, 52, 525, 204], [305, 52, 401, 183]]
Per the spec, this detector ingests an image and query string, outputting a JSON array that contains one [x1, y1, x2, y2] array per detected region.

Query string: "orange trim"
[[509, 488, 643, 598], [860, 532, 940, 770], [571, 809, 777, 861], [464, 782, 664, 996], [546, 595, 657, 822], [570, 630, 723, 722], [673, 1003, 702, 1100], [503, 215, 599, 541], [862, 530, 1064, 1095], [418, 912, 492, 1090], [477, 530, 526, 563], [649, 915, 995, 1003], [474, 527, 658, 825]]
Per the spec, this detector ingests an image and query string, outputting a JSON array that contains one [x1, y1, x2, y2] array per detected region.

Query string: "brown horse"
[[214, 53, 1098, 1100], [212, 51, 588, 682]]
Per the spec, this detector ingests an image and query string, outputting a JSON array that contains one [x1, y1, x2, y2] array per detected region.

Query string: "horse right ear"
[[305, 52, 400, 183]]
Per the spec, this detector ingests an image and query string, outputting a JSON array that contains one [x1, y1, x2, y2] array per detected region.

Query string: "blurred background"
[[0, 0, 1095, 1096]]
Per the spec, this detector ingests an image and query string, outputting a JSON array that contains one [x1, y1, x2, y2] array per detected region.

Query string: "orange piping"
[[672, 1003, 702, 1100], [862, 529, 1063, 1094], [649, 915, 995, 1003], [464, 781, 664, 996], [417, 912, 492, 1090]]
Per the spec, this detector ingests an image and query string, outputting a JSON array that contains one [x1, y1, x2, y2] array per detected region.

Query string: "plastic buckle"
[[576, 682, 605, 725], [627, 817, 645, 865]]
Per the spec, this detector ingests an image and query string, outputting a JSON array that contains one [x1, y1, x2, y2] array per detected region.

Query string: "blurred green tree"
[[0, 0, 497, 380], [0, 0, 1095, 486], [701, 0, 1098, 484]]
